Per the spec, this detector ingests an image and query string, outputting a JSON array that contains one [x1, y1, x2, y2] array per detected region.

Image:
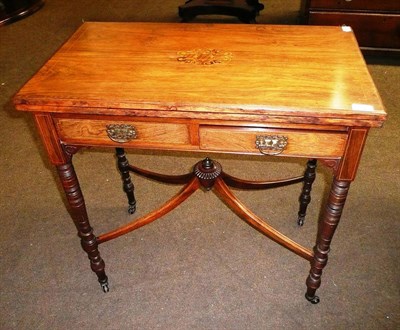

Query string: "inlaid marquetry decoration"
[[177, 48, 232, 65]]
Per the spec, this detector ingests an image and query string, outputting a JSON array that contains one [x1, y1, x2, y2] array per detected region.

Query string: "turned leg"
[[116, 148, 136, 214], [56, 162, 109, 292], [298, 159, 317, 226], [305, 178, 350, 303]]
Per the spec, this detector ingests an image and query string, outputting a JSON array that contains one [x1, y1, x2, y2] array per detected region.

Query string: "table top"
[[14, 22, 386, 127]]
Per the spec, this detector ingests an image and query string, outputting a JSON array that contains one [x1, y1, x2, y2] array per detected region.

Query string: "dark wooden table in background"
[[179, 0, 264, 23], [0, 0, 44, 26]]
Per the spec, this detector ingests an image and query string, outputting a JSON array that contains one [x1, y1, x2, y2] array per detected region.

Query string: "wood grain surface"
[[14, 22, 386, 127]]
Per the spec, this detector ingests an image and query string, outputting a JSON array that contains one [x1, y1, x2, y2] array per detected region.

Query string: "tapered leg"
[[57, 162, 109, 292], [305, 178, 350, 303], [298, 159, 317, 226], [116, 148, 136, 214]]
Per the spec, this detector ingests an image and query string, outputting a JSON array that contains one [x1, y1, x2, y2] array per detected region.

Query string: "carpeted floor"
[[0, 1, 399, 329]]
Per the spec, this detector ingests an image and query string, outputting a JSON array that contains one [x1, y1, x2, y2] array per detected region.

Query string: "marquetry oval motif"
[[177, 49, 232, 65]]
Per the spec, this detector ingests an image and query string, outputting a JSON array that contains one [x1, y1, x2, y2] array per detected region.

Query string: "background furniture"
[[179, 0, 264, 23], [0, 0, 44, 26], [303, 0, 400, 55]]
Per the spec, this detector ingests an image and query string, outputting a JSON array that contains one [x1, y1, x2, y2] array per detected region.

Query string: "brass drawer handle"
[[255, 135, 288, 156], [106, 124, 137, 143]]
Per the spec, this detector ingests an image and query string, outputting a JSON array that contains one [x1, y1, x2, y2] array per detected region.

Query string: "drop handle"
[[255, 135, 288, 156], [106, 124, 137, 143]]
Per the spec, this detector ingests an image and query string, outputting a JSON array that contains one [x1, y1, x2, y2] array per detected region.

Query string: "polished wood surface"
[[14, 23, 387, 302], [14, 23, 385, 127], [199, 126, 347, 157]]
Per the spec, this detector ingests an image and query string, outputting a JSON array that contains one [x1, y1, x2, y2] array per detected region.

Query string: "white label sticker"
[[342, 26, 352, 32], [352, 103, 375, 111]]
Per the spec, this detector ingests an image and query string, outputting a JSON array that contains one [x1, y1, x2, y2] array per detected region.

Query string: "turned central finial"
[[194, 158, 222, 190], [202, 157, 214, 170]]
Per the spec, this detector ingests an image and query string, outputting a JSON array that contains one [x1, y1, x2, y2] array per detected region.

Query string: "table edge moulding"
[[13, 22, 387, 304]]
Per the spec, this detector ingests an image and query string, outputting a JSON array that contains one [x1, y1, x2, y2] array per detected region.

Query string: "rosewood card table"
[[14, 22, 386, 303]]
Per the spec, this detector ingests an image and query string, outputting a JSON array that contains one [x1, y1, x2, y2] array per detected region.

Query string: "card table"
[[14, 22, 386, 303]]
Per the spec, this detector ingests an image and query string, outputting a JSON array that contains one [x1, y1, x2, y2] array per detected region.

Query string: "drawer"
[[308, 12, 400, 49], [309, 0, 400, 11], [199, 126, 347, 158], [55, 118, 192, 149]]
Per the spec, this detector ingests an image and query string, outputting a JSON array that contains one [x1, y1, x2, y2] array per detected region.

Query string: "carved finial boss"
[[194, 158, 222, 189]]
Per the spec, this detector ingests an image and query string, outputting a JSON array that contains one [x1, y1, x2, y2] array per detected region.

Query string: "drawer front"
[[308, 12, 400, 49], [55, 118, 192, 149], [199, 126, 347, 158], [309, 0, 400, 11]]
